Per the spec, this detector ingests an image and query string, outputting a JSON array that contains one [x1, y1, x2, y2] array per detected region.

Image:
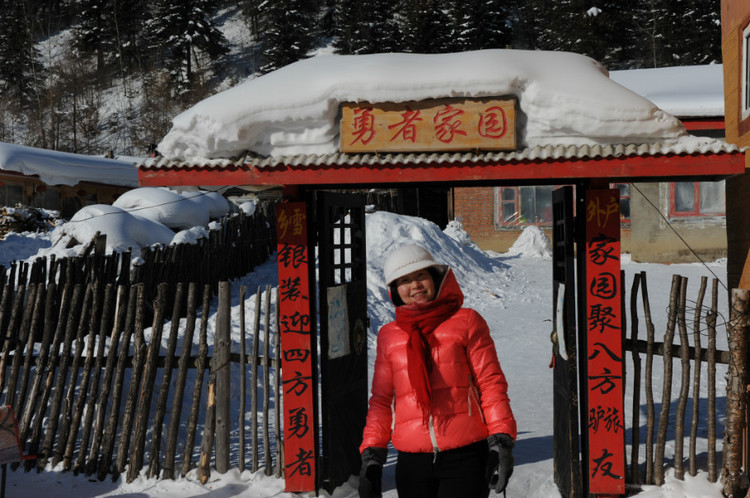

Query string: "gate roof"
[[138, 50, 746, 188]]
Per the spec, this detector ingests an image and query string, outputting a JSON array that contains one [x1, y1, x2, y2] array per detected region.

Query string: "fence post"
[[215, 281, 231, 473], [722, 288, 750, 497]]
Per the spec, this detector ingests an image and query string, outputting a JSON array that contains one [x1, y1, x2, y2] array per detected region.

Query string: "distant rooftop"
[[610, 64, 724, 118]]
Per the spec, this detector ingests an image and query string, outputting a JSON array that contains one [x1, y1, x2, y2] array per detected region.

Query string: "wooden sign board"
[[584, 189, 625, 495], [276, 202, 317, 492], [340, 97, 516, 153]]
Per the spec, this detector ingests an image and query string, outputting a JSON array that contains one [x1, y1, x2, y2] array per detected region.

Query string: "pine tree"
[[0, 0, 41, 105], [258, 0, 317, 73], [446, 0, 512, 52], [631, 0, 672, 67], [676, 0, 721, 65], [398, 0, 452, 54], [147, 0, 229, 87], [73, 0, 112, 75], [333, 0, 400, 54]]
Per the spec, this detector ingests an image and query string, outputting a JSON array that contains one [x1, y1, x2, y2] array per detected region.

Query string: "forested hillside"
[[0, 0, 721, 158]]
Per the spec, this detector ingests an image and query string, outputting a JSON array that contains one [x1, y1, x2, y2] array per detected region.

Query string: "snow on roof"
[[156, 49, 689, 162], [610, 64, 724, 118], [0, 141, 140, 187]]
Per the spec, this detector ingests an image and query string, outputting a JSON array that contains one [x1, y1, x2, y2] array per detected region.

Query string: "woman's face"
[[395, 269, 436, 305]]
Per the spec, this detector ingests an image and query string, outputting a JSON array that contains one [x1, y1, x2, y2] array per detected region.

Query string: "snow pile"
[[506, 225, 553, 259], [156, 49, 686, 161], [113, 187, 229, 230], [365, 211, 511, 330], [38, 187, 230, 257]]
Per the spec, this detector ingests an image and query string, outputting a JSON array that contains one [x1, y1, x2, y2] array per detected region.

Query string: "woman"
[[358, 244, 517, 498]]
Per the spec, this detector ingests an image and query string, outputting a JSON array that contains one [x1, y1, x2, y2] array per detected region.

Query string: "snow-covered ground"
[[0, 211, 730, 497]]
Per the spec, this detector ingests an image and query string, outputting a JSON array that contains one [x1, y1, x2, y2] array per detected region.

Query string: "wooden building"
[[721, 0, 750, 289], [0, 142, 139, 218]]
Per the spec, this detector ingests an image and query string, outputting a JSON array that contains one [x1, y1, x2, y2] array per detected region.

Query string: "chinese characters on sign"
[[276, 203, 317, 492], [585, 189, 625, 495], [340, 98, 516, 153]]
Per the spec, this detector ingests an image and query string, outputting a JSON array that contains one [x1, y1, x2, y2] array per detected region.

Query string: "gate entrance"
[[315, 191, 369, 492]]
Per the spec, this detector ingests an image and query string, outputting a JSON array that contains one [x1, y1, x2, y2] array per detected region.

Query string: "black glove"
[[359, 446, 387, 498], [486, 433, 514, 494]]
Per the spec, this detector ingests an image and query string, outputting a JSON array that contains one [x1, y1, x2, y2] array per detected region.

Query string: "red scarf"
[[394, 270, 462, 425]]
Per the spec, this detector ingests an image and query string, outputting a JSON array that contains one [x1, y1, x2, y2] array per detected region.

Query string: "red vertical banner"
[[276, 202, 317, 492], [584, 189, 625, 495]]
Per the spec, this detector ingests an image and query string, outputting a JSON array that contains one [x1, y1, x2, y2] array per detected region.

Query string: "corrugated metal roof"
[[140, 140, 743, 172]]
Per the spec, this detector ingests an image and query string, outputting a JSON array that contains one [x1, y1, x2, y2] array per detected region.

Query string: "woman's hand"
[[359, 446, 387, 498], [486, 433, 514, 493]]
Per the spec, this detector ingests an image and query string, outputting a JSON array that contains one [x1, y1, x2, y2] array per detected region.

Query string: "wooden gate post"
[[722, 288, 750, 497]]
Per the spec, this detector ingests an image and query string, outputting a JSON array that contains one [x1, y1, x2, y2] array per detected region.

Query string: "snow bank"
[[39, 187, 231, 257], [507, 225, 553, 259], [157, 49, 686, 160]]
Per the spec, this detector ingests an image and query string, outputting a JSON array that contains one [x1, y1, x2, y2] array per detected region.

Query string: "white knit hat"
[[383, 245, 447, 286]]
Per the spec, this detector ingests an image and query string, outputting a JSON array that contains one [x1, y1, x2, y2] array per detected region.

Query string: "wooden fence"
[[622, 271, 739, 494], [0, 205, 281, 482]]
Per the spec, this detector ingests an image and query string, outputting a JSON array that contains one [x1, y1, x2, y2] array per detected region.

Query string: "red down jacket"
[[360, 269, 517, 454]]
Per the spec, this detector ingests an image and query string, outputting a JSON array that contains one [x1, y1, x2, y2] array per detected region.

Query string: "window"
[[743, 23, 750, 121], [496, 184, 631, 227], [0, 184, 23, 206], [613, 183, 631, 222], [32, 188, 60, 211], [496, 185, 555, 226], [670, 181, 725, 217]]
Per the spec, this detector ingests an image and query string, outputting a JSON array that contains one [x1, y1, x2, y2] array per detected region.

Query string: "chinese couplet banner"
[[584, 189, 625, 495], [276, 202, 317, 492]]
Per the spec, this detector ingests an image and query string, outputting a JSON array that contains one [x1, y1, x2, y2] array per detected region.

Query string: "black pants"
[[395, 440, 490, 498]]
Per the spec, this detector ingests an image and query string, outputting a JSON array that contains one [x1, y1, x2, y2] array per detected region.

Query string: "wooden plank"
[[180, 284, 211, 478], [75, 283, 115, 475], [674, 277, 690, 480], [18, 282, 58, 443], [62, 281, 103, 471], [215, 281, 231, 473], [26, 283, 74, 471], [274, 287, 284, 478], [128, 283, 168, 483], [239, 285, 247, 473], [115, 284, 147, 476], [163, 283, 198, 480], [197, 379, 216, 484], [148, 283, 185, 479], [654, 275, 681, 486], [689, 276, 707, 476], [97, 284, 137, 480], [262, 284, 272, 475], [39, 283, 87, 468], [629, 274, 642, 484], [250, 287, 261, 472]]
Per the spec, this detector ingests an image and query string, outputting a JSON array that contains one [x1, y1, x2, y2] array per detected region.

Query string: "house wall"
[[628, 183, 727, 264], [0, 171, 131, 218], [721, 0, 750, 289], [453, 185, 725, 263]]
